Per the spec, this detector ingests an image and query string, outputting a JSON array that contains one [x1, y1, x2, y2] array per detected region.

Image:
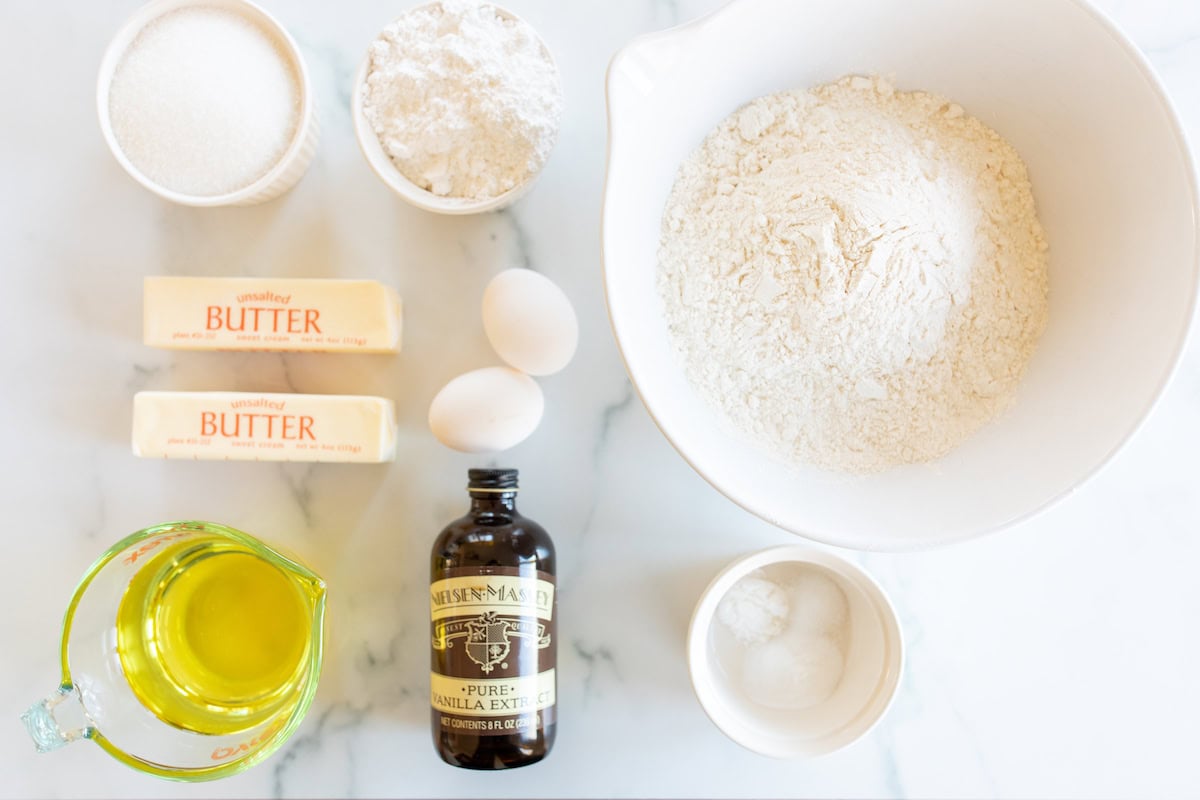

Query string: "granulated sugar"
[[658, 75, 1049, 473], [108, 7, 301, 197]]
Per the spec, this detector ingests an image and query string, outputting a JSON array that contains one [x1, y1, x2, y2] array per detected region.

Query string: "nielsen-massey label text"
[[430, 575, 554, 620], [430, 568, 556, 734]]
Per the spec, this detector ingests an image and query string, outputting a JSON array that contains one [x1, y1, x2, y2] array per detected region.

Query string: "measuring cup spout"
[[277, 560, 326, 635], [21, 685, 90, 753]]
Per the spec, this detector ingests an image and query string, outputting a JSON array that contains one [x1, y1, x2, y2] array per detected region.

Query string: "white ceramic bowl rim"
[[350, 1, 560, 215], [686, 545, 904, 758], [96, 0, 315, 207], [601, 0, 1200, 551]]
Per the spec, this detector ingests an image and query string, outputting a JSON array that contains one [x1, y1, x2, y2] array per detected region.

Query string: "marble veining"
[[2, 0, 1199, 798]]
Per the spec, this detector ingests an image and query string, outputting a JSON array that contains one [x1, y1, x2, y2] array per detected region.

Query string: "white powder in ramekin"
[[716, 566, 852, 711], [716, 572, 788, 644], [108, 7, 300, 197], [361, 1, 562, 201]]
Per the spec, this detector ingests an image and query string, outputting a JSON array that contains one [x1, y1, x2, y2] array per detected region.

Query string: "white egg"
[[428, 367, 545, 453], [482, 269, 579, 376]]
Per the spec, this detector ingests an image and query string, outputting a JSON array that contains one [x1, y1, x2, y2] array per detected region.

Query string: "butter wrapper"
[[133, 391, 397, 463], [144, 277, 402, 353]]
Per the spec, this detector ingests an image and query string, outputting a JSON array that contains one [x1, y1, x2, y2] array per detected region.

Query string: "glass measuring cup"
[[21, 521, 326, 781]]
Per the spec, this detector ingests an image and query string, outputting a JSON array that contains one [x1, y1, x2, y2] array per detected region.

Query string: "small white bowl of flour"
[[688, 545, 903, 758], [353, 1, 563, 214]]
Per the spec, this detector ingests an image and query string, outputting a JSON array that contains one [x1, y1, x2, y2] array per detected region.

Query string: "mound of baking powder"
[[361, 0, 562, 200], [658, 75, 1049, 473]]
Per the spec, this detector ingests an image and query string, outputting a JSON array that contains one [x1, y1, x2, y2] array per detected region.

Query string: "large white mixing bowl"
[[602, 0, 1198, 550]]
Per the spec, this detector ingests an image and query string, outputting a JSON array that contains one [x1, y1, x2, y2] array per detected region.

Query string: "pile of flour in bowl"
[[658, 75, 1049, 473], [361, 0, 561, 200]]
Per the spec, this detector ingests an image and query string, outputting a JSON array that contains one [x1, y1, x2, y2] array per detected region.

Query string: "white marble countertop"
[[3, 0, 1199, 797]]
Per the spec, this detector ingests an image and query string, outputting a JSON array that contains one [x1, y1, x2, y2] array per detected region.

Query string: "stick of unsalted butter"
[[144, 277, 402, 353], [133, 392, 397, 463]]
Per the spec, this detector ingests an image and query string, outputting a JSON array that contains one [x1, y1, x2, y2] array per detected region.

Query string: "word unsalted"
[[132, 391, 397, 463]]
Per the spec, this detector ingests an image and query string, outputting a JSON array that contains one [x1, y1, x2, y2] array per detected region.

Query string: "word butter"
[[144, 277, 403, 353], [133, 392, 397, 463]]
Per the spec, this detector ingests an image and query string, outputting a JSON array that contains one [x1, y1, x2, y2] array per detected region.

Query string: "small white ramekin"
[[351, 3, 558, 215], [688, 545, 903, 758], [97, 0, 319, 207]]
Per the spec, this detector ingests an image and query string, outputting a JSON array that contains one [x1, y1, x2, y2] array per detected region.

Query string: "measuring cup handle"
[[21, 686, 88, 753]]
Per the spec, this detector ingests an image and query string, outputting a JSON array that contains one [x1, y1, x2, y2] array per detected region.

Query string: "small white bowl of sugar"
[[97, 0, 319, 206], [352, 1, 562, 215], [688, 545, 903, 758]]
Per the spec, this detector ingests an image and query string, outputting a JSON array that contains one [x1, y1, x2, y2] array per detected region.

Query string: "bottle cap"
[[467, 468, 519, 492]]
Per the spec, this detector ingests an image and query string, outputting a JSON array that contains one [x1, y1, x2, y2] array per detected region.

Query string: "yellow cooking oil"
[[115, 536, 315, 735]]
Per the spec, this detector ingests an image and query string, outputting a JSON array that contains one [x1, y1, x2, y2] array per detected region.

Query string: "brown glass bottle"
[[429, 468, 557, 770]]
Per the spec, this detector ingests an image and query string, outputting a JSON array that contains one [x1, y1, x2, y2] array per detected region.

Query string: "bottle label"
[[430, 567, 556, 734]]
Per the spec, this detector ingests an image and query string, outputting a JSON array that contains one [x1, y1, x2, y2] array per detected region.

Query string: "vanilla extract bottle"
[[429, 468, 557, 770]]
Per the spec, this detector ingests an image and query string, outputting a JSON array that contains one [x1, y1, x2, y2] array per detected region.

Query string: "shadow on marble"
[[157, 196, 297, 275]]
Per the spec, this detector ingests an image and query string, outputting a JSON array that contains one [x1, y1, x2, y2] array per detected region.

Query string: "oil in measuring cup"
[[115, 535, 317, 735], [24, 521, 325, 781]]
